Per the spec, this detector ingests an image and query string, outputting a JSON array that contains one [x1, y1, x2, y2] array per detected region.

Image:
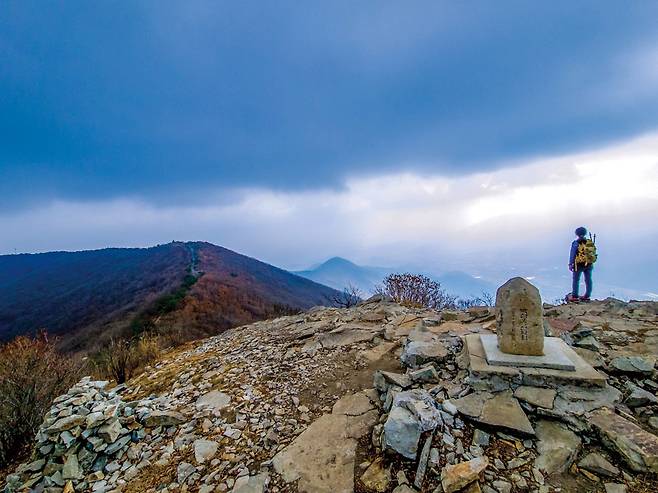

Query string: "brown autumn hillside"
[[0, 242, 340, 351]]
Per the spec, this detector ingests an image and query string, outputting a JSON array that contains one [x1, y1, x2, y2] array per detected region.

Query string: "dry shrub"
[[455, 291, 495, 309], [94, 334, 161, 384], [377, 273, 457, 310], [331, 284, 363, 308], [0, 332, 84, 467]]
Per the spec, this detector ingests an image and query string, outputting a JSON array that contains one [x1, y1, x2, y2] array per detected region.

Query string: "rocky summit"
[[4, 296, 658, 493]]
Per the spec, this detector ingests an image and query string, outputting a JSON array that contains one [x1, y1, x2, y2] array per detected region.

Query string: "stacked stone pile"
[[4, 377, 185, 493]]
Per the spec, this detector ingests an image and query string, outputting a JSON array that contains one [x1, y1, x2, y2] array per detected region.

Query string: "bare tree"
[[378, 273, 457, 310], [456, 291, 495, 309], [332, 284, 363, 308]]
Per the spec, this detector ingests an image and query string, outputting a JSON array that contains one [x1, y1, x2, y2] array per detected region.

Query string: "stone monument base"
[[463, 334, 606, 390], [480, 334, 576, 371]]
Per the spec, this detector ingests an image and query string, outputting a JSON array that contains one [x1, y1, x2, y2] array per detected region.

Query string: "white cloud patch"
[[2, 133, 658, 277]]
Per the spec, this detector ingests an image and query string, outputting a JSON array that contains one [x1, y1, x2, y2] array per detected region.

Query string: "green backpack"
[[575, 234, 597, 266]]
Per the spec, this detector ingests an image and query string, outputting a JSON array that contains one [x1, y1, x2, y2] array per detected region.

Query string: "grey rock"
[[534, 420, 581, 475], [383, 406, 421, 459], [196, 391, 232, 411], [143, 410, 186, 427], [18, 459, 45, 473], [648, 417, 658, 430], [104, 435, 131, 455], [578, 452, 620, 478], [177, 462, 196, 484], [374, 370, 412, 391], [492, 480, 512, 493], [47, 415, 86, 433], [231, 473, 268, 493], [575, 336, 603, 352], [194, 439, 219, 464], [610, 356, 655, 375], [97, 419, 122, 443], [625, 383, 658, 407], [513, 386, 556, 409], [401, 340, 448, 368], [392, 389, 442, 432], [62, 454, 82, 480], [414, 434, 433, 489], [85, 412, 106, 428], [589, 407, 658, 473], [604, 484, 627, 493], [472, 429, 490, 447], [409, 365, 440, 383], [451, 391, 534, 435]]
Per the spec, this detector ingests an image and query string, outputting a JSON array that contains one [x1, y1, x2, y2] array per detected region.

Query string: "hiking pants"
[[572, 265, 593, 298]]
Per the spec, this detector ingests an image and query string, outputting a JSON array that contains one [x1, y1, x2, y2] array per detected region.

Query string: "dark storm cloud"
[[2, 1, 658, 209]]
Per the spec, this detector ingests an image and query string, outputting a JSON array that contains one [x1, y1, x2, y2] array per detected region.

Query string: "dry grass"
[[93, 333, 162, 384]]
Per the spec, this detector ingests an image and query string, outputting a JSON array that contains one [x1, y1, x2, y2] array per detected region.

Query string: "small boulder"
[[535, 420, 581, 475], [610, 356, 655, 375], [143, 410, 186, 427], [604, 484, 627, 493], [62, 454, 82, 480], [409, 365, 440, 383], [383, 406, 421, 459], [392, 389, 442, 432], [401, 340, 448, 368], [513, 386, 556, 409], [440, 457, 488, 493], [360, 458, 390, 492], [97, 419, 122, 443], [232, 472, 268, 493], [625, 383, 658, 407], [578, 452, 620, 478], [196, 391, 232, 411], [177, 462, 196, 484], [194, 439, 219, 464], [373, 370, 412, 391]]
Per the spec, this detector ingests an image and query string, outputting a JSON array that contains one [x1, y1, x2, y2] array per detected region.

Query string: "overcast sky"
[[1, 2, 658, 295]]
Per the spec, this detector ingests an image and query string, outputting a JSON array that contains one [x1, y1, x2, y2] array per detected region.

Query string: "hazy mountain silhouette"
[[295, 257, 496, 299]]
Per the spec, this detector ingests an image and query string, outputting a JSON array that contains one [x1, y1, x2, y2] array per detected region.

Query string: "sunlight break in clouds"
[[1, 133, 658, 270]]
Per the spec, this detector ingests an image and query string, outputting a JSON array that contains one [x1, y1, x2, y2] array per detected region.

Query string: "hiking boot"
[[566, 294, 580, 303], [579, 296, 591, 302]]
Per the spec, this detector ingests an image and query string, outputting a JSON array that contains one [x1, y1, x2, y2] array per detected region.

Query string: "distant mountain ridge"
[[294, 257, 496, 299], [294, 257, 391, 294], [0, 242, 339, 350]]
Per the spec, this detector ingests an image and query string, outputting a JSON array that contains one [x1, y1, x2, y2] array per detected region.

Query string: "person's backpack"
[[575, 233, 597, 266]]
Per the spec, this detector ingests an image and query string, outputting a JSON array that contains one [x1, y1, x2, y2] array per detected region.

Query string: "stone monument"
[[495, 277, 544, 356], [475, 277, 594, 373]]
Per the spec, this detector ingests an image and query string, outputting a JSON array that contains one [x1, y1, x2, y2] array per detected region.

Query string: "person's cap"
[[575, 226, 587, 237]]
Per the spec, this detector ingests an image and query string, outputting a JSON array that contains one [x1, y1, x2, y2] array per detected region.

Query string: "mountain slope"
[[0, 242, 339, 349]]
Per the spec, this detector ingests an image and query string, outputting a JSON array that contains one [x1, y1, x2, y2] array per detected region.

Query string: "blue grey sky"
[[2, 2, 658, 299]]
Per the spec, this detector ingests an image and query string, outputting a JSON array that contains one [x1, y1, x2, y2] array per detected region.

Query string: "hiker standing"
[[567, 226, 597, 302]]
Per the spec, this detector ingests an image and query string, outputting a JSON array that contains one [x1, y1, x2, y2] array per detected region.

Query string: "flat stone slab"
[[272, 390, 379, 493], [449, 391, 535, 436], [589, 407, 658, 473], [464, 334, 607, 388], [481, 335, 575, 371]]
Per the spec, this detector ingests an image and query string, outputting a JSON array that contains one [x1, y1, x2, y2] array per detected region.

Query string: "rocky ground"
[[4, 297, 658, 493]]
